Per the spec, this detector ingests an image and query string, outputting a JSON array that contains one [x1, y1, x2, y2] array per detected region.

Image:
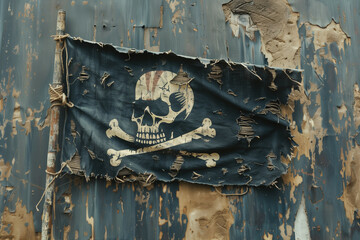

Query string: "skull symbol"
[[132, 70, 194, 145]]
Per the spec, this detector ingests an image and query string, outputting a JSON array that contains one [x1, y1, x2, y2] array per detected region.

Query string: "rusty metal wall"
[[0, 0, 359, 239]]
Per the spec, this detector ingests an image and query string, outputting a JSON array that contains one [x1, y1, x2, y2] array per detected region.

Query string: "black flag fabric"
[[60, 37, 301, 186]]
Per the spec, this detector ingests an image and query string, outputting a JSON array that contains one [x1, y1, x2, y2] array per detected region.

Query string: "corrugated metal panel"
[[0, 0, 359, 239]]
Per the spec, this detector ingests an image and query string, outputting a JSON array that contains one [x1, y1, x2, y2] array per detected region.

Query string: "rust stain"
[[0, 200, 36, 239], [159, 5, 163, 28], [177, 182, 234, 240], [21, 3, 34, 21], [0, 95, 3, 113]]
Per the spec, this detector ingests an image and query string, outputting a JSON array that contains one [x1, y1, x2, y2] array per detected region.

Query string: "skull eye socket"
[[133, 99, 170, 118], [169, 92, 186, 112]]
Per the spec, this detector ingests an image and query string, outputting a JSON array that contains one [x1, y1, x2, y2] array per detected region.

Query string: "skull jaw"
[[132, 109, 181, 146], [133, 121, 167, 145]]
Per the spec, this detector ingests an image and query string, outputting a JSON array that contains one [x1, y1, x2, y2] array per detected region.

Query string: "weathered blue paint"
[[0, 0, 359, 239]]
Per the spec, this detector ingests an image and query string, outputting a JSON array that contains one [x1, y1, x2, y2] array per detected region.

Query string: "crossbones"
[[106, 118, 219, 167]]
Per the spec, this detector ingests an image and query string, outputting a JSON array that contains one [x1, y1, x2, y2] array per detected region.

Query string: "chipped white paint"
[[294, 195, 311, 240]]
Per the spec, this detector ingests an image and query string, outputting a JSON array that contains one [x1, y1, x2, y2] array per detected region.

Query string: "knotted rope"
[[51, 33, 70, 41], [49, 84, 74, 108]]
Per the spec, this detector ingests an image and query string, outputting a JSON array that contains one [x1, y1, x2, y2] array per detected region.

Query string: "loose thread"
[[214, 186, 249, 197], [35, 161, 69, 211]]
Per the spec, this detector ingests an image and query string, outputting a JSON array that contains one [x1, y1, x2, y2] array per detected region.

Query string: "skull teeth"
[[135, 132, 166, 144], [135, 126, 167, 144]]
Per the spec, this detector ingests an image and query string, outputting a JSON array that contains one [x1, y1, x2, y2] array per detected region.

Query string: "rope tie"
[[49, 84, 74, 108], [51, 33, 70, 41], [35, 161, 69, 211]]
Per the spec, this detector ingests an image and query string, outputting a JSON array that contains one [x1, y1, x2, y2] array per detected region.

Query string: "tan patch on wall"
[[223, 0, 301, 68], [64, 225, 71, 240], [0, 200, 36, 239], [0, 158, 12, 181], [341, 84, 360, 224], [278, 207, 292, 240], [354, 84, 360, 129], [281, 84, 325, 185], [177, 182, 234, 240], [10, 91, 49, 137], [144, 28, 160, 52], [341, 144, 360, 224], [21, 3, 34, 21], [305, 20, 350, 76], [282, 168, 303, 203], [166, 0, 185, 35], [337, 104, 347, 120], [86, 194, 95, 239], [263, 232, 273, 240]]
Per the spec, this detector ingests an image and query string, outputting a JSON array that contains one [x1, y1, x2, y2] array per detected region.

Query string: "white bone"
[[106, 119, 134, 142], [179, 151, 220, 168], [107, 118, 217, 167]]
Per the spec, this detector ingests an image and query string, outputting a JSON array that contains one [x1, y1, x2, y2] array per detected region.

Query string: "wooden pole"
[[41, 9, 66, 240]]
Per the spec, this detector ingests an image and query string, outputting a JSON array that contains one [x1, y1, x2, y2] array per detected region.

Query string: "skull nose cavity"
[[142, 107, 154, 127], [134, 106, 167, 145]]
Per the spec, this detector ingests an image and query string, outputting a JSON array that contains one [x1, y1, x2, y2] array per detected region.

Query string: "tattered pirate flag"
[[60, 37, 301, 186]]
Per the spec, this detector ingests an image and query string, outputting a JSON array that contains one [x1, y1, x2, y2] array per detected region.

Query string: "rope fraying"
[[49, 84, 74, 108], [51, 34, 70, 41], [35, 161, 69, 211]]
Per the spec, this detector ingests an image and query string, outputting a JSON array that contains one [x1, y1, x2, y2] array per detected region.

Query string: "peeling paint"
[[86, 194, 94, 239], [0, 158, 12, 181], [340, 84, 360, 224], [337, 104, 347, 120], [282, 168, 303, 203], [263, 232, 273, 240], [0, 201, 36, 239], [177, 183, 234, 240], [223, 0, 301, 68], [305, 20, 351, 76], [279, 221, 293, 240], [281, 84, 326, 188], [222, 6, 257, 39], [11, 99, 50, 137]]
